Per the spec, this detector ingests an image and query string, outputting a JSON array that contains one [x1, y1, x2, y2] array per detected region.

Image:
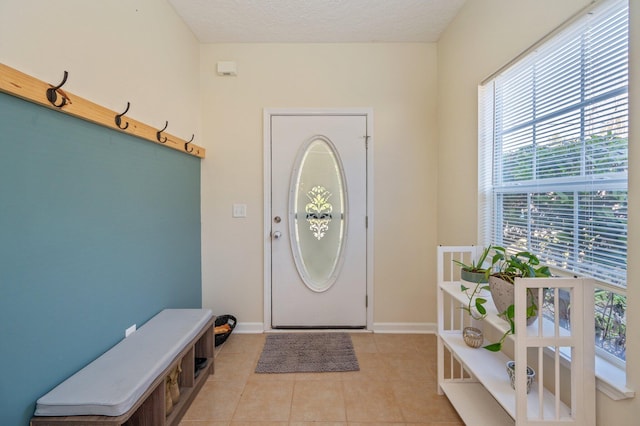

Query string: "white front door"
[[269, 113, 368, 328]]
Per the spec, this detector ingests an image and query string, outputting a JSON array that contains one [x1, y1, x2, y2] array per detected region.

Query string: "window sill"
[[595, 355, 635, 400], [554, 346, 635, 400]]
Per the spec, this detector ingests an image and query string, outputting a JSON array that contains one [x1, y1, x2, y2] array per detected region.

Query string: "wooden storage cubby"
[[166, 320, 214, 426], [31, 316, 214, 426], [164, 318, 215, 426]]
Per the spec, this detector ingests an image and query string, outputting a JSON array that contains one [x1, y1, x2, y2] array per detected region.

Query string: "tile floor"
[[180, 332, 463, 425]]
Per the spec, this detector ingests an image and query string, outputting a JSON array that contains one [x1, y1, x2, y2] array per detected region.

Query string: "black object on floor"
[[194, 357, 208, 378], [214, 314, 237, 346]]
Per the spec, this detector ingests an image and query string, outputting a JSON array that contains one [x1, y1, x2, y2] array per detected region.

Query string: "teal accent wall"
[[0, 93, 202, 425]]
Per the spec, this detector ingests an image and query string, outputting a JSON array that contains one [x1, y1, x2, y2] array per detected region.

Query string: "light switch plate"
[[233, 204, 247, 218]]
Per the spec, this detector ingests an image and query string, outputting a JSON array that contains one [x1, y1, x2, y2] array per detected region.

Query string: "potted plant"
[[483, 246, 551, 352], [455, 245, 492, 285], [452, 245, 492, 321], [451, 246, 493, 348]]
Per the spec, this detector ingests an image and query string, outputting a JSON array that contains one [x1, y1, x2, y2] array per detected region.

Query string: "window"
[[479, 0, 628, 363]]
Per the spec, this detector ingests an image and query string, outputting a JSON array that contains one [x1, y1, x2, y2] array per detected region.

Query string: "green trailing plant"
[[483, 246, 552, 352], [484, 305, 516, 352], [453, 246, 492, 321], [489, 246, 551, 284], [460, 281, 490, 320]]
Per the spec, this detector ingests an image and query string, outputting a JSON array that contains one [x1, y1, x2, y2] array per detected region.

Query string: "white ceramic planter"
[[488, 276, 539, 326]]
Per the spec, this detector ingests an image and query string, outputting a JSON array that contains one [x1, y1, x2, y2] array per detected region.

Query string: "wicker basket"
[[214, 314, 237, 346]]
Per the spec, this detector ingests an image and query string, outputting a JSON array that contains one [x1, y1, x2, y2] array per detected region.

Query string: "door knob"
[[272, 231, 282, 240]]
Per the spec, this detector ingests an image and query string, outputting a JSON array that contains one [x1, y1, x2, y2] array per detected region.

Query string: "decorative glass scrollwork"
[[305, 186, 333, 240], [290, 136, 347, 292]]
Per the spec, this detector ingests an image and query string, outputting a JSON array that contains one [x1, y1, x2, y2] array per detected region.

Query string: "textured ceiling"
[[168, 0, 466, 43]]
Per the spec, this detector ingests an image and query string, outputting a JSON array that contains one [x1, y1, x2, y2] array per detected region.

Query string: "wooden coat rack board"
[[0, 63, 205, 159]]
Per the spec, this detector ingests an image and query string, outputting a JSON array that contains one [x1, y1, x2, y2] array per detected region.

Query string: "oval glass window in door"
[[289, 136, 347, 292]]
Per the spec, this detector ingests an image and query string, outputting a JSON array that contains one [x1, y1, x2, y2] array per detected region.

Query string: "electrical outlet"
[[125, 324, 136, 338]]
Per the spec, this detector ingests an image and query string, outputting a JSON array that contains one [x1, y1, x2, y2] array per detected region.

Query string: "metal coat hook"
[[46, 71, 70, 108], [115, 102, 130, 130], [185, 134, 194, 153], [156, 121, 168, 143]]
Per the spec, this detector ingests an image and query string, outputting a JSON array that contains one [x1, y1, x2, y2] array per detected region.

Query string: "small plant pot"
[[461, 269, 489, 284], [505, 361, 535, 394], [462, 326, 484, 348], [461, 271, 490, 299]]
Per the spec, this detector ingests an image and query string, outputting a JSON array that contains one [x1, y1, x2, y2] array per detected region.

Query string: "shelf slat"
[[440, 382, 514, 426], [439, 281, 571, 340], [440, 332, 572, 420]]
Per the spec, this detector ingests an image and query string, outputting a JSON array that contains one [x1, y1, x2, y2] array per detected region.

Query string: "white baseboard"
[[234, 322, 437, 334], [234, 322, 265, 334], [372, 322, 436, 334]]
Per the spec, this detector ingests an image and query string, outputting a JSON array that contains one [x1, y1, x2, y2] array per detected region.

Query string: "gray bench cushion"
[[34, 308, 213, 417]]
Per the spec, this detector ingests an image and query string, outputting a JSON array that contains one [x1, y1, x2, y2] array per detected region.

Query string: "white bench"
[[31, 309, 214, 425]]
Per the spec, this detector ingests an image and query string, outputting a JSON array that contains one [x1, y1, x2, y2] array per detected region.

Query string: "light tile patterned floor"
[[180, 333, 463, 425]]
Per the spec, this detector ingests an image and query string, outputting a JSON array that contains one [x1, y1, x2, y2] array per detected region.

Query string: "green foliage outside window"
[[498, 131, 628, 361]]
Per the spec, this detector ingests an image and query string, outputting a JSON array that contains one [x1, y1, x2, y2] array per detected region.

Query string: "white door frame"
[[263, 108, 374, 330]]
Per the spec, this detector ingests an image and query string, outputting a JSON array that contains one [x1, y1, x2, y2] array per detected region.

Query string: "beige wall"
[[200, 43, 439, 326], [0, 0, 201, 139], [437, 0, 639, 424]]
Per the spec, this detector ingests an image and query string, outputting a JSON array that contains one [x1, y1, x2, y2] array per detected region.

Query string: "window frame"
[[478, 0, 629, 369]]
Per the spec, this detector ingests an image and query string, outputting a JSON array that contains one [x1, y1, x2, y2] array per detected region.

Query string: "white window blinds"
[[479, 0, 628, 288]]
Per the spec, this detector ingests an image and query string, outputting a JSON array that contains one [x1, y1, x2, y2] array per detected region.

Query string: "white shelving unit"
[[436, 246, 596, 426]]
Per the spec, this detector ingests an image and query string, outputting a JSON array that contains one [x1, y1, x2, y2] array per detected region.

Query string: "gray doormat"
[[255, 333, 360, 373]]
